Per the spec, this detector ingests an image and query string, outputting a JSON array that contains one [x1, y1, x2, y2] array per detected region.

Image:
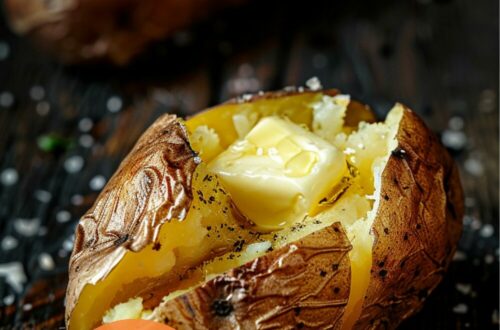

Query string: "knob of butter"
[[208, 116, 347, 230]]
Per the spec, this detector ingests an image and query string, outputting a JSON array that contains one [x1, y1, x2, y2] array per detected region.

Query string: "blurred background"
[[0, 0, 498, 328]]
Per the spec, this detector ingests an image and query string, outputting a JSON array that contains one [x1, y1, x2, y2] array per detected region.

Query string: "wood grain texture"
[[0, 0, 497, 329]]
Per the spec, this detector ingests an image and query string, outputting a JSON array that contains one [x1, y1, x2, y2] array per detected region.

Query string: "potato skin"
[[65, 90, 463, 329], [4, 0, 244, 64], [354, 106, 464, 329], [65, 114, 199, 325], [150, 223, 352, 330]]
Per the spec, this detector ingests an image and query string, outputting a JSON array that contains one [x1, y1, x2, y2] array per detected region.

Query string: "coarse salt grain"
[[0, 168, 18, 186], [305, 77, 322, 91], [14, 218, 40, 237], [39, 253, 55, 271]]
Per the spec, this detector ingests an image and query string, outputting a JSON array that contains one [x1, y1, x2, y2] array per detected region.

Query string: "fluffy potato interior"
[[71, 92, 402, 330]]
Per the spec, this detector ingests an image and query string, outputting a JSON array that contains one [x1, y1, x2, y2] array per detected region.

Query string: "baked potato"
[[4, 0, 245, 64], [66, 88, 463, 329]]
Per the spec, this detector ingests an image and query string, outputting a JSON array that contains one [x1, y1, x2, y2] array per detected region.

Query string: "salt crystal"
[[79, 134, 94, 148], [464, 197, 476, 208], [448, 116, 464, 130], [464, 158, 484, 176], [89, 175, 106, 191], [63, 237, 74, 251], [39, 253, 55, 271], [470, 218, 482, 230], [0, 168, 18, 186], [3, 294, 14, 305], [71, 194, 84, 206], [462, 215, 473, 225], [452, 303, 468, 314], [480, 224, 494, 237], [58, 249, 68, 258], [14, 218, 40, 237], [38, 227, 48, 236], [29, 85, 45, 101], [36, 101, 50, 116], [283, 86, 297, 92], [453, 250, 467, 261], [455, 283, 472, 295], [344, 148, 356, 155], [78, 118, 93, 132], [23, 303, 32, 311], [484, 254, 495, 264], [478, 89, 496, 113], [35, 190, 52, 203], [492, 309, 499, 324], [0, 262, 26, 293], [0, 91, 14, 108], [107, 96, 123, 113], [241, 94, 253, 102], [0, 42, 10, 60], [64, 156, 84, 173], [441, 130, 467, 150], [1, 236, 18, 251], [306, 77, 322, 91], [56, 210, 71, 223]]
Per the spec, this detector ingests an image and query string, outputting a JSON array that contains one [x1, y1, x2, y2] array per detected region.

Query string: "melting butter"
[[209, 116, 347, 230]]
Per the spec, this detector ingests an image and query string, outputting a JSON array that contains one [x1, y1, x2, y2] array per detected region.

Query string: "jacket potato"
[[4, 0, 245, 64], [66, 88, 463, 329]]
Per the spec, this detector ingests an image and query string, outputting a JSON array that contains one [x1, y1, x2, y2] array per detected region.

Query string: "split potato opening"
[[69, 91, 404, 329]]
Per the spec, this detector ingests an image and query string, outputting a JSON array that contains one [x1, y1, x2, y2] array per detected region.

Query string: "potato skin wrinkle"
[[65, 89, 463, 330], [153, 223, 352, 330]]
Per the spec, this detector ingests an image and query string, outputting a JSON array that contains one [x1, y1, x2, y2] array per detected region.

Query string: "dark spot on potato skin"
[[391, 147, 408, 159], [332, 263, 339, 271], [320, 270, 327, 277], [403, 232, 409, 240], [379, 269, 388, 277], [378, 261, 385, 268], [333, 287, 340, 294], [212, 299, 233, 317], [152, 242, 161, 251], [384, 228, 389, 235], [383, 194, 390, 201], [416, 223, 422, 230], [114, 234, 129, 246], [296, 322, 305, 329], [294, 307, 301, 316]]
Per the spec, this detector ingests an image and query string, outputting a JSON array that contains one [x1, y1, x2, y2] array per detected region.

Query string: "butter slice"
[[209, 116, 346, 230]]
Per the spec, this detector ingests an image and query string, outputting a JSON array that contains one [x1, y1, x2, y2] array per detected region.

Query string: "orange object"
[[95, 320, 175, 330]]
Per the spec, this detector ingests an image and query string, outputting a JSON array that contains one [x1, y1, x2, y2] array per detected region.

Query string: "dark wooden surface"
[[0, 0, 498, 329]]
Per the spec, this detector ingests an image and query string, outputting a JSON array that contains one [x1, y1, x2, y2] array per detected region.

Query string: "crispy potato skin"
[[65, 90, 463, 329], [4, 0, 244, 64], [65, 114, 199, 325], [151, 223, 351, 330], [354, 106, 464, 329]]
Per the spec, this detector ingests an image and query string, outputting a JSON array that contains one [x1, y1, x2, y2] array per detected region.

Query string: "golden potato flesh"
[[66, 89, 462, 330]]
